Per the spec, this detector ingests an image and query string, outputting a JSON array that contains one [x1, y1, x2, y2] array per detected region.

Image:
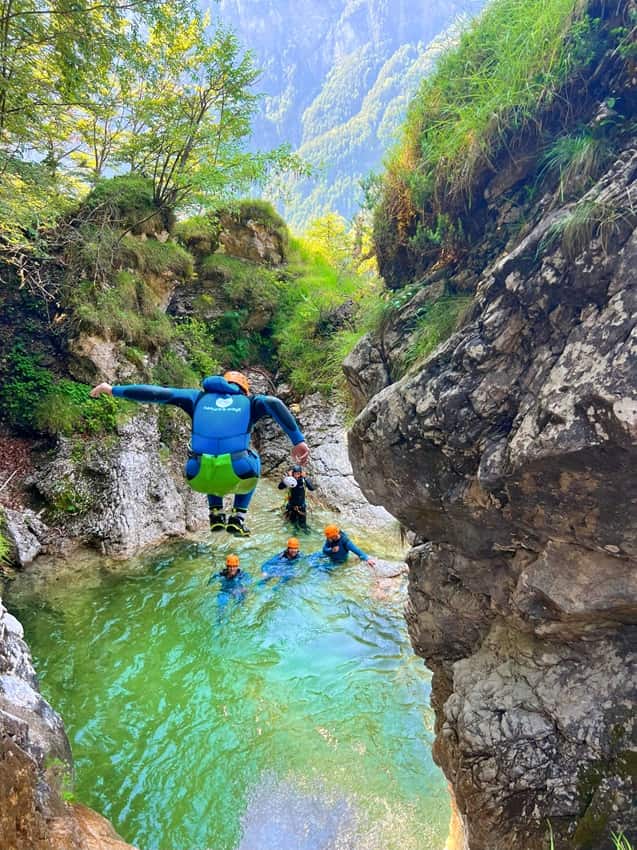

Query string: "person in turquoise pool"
[[208, 553, 250, 613], [260, 537, 303, 582], [322, 525, 376, 567]]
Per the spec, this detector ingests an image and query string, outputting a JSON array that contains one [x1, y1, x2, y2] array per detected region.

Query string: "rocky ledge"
[[348, 148, 637, 848], [2, 408, 209, 565]]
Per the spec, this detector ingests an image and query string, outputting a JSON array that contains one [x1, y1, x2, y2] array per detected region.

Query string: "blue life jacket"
[[191, 376, 252, 455]]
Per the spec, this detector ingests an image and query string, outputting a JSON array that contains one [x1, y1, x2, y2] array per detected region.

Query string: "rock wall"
[[3, 409, 208, 565], [0, 602, 136, 850], [347, 147, 637, 848]]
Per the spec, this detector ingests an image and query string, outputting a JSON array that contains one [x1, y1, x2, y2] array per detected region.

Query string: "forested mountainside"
[[213, 0, 487, 226]]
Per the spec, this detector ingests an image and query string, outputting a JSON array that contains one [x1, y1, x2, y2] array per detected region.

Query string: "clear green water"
[[6, 485, 450, 850]]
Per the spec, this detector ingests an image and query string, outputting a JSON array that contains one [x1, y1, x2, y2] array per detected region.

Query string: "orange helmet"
[[224, 371, 250, 394], [324, 525, 340, 538], [287, 538, 300, 549], [226, 553, 240, 567]]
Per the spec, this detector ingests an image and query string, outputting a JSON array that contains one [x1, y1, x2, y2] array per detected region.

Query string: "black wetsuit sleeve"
[[251, 396, 305, 444], [112, 385, 199, 416], [304, 478, 316, 491]]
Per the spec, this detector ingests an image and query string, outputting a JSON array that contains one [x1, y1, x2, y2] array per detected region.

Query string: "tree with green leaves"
[[0, 0, 306, 254], [116, 7, 306, 211], [70, 60, 133, 181], [118, 11, 261, 209], [303, 211, 376, 276], [303, 212, 354, 271], [0, 0, 155, 149], [0, 0, 161, 247]]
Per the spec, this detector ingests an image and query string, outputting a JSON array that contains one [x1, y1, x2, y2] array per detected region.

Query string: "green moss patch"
[[70, 272, 174, 351]]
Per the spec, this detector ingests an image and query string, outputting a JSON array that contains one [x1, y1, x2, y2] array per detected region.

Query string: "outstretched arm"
[[342, 533, 376, 566], [91, 383, 199, 415], [90, 382, 114, 398]]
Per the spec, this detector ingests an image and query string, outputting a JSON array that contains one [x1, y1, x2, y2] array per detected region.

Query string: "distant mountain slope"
[[275, 32, 459, 227], [211, 0, 487, 227]]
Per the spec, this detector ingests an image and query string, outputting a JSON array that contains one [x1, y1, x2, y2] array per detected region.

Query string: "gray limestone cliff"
[[347, 145, 637, 849], [3, 409, 209, 565], [0, 602, 136, 849]]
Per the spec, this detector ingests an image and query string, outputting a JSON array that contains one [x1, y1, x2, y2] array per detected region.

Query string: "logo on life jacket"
[[215, 397, 234, 408]]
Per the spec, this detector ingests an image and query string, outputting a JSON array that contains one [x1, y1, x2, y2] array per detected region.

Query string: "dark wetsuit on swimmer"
[[260, 547, 302, 583], [279, 472, 315, 529], [210, 566, 250, 590], [111, 376, 306, 531], [322, 531, 370, 565], [209, 567, 250, 614]]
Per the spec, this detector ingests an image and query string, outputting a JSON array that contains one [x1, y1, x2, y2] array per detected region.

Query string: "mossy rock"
[[217, 200, 290, 265], [84, 175, 174, 234], [174, 215, 221, 258], [574, 735, 636, 849]]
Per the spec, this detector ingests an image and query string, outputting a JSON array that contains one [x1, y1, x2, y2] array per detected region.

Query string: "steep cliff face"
[[26, 410, 207, 561], [347, 144, 637, 848]]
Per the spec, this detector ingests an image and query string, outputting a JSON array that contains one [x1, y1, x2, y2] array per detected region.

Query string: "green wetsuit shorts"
[[186, 452, 259, 496]]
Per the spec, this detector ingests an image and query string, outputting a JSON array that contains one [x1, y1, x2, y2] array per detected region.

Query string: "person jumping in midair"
[[90, 371, 309, 536]]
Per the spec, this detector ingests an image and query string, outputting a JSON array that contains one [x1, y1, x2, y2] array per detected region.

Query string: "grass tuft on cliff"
[[402, 294, 473, 372], [540, 129, 612, 201], [70, 272, 174, 351], [84, 175, 173, 234], [373, 0, 628, 286], [174, 214, 220, 255], [541, 193, 635, 260], [0, 528, 10, 565], [118, 236, 195, 279], [547, 827, 634, 850], [398, 0, 593, 206]]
